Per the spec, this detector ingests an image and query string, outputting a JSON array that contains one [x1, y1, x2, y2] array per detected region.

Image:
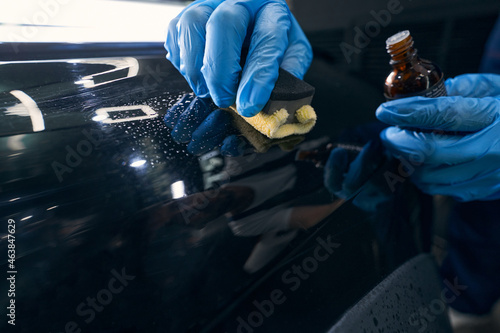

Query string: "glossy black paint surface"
[[0, 44, 430, 333]]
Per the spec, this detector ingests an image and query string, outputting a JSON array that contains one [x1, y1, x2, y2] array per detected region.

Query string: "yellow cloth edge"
[[229, 105, 317, 139], [225, 108, 306, 153]]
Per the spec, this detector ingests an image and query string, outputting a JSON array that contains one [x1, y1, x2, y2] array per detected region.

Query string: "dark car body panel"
[[0, 43, 439, 333]]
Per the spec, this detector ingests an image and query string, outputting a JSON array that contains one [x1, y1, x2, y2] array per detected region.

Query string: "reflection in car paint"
[[0, 54, 432, 333], [7, 90, 45, 132], [170, 180, 186, 199], [93, 104, 158, 124], [73, 57, 139, 88], [130, 159, 147, 168], [6, 135, 26, 151]]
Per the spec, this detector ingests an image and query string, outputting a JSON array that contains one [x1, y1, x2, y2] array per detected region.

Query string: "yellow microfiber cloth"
[[224, 68, 317, 152], [226, 107, 306, 153], [228, 104, 317, 139]]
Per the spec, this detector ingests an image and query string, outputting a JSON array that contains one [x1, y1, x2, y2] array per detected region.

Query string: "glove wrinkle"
[[165, 0, 312, 115], [377, 73, 500, 201]]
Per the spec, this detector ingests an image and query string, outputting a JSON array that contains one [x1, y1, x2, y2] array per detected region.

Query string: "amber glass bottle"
[[384, 30, 447, 100]]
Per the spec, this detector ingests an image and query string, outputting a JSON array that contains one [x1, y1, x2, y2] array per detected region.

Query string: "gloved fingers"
[[413, 170, 500, 202], [380, 126, 493, 166], [412, 157, 500, 191], [376, 96, 500, 132], [164, 93, 195, 129], [220, 134, 247, 157], [177, 5, 215, 98], [165, 16, 181, 71], [165, 0, 205, 75], [445, 74, 500, 98], [236, 2, 292, 117], [324, 147, 349, 197], [165, 0, 225, 96], [171, 97, 214, 143], [280, 14, 313, 80], [201, 0, 253, 108], [188, 109, 233, 155]]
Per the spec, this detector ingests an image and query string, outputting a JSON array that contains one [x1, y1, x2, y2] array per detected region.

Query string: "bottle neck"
[[386, 33, 418, 65], [390, 47, 418, 65]]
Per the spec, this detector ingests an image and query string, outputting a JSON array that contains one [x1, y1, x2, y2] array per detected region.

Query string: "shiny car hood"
[[0, 46, 428, 333]]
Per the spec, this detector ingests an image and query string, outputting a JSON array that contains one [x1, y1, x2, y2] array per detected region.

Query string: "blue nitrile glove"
[[165, 93, 247, 156], [165, 0, 312, 117], [324, 140, 388, 211], [376, 73, 500, 202]]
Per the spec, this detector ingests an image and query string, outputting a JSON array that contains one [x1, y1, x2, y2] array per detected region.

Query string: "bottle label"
[[385, 75, 447, 100], [421, 76, 447, 98]]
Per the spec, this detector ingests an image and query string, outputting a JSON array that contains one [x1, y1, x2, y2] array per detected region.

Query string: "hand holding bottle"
[[376, 74, 500, 202]]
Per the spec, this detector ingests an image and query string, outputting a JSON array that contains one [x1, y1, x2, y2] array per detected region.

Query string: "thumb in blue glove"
[[165, 93, 247, 156], [376, 73, 500, 202], [165, 0, 312, 117]]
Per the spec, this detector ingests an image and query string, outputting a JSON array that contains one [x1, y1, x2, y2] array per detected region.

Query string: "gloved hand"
[[376, 73, 500, 202], [165, 93, 247, 156], [324, 140, 388, 211], [165, 0, 312, 117]]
